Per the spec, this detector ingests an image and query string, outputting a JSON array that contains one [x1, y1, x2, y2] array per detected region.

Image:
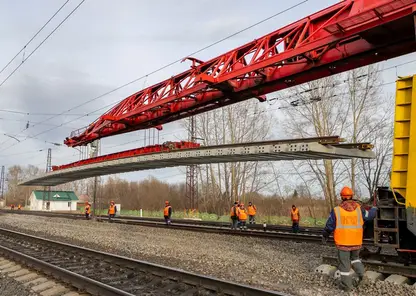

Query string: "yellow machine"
[[372, 75, 416, 254]]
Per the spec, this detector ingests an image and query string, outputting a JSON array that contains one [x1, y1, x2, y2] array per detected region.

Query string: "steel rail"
[[0, 227, 291, 296], [0, 209, 324, 233], [321, 256, 416, 279], [0, 210, 374, 246]]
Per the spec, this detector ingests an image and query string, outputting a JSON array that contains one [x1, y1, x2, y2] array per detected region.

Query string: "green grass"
[[83, 207, 326, 226]]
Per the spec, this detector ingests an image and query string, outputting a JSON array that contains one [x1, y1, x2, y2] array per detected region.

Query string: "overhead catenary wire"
[[0, 109, 101, 116], [0, 0, 87, 148], [0, 0, 86, 89], [0, 117, 77, 129], [0, 1, 309, 151], [0, 0, 71, 77]]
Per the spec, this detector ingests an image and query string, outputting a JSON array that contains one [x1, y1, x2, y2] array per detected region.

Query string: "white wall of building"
[[28, 193, 78, 212]]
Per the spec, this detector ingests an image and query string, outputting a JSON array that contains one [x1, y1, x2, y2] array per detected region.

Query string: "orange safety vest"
[[333, 206, 364, 246], [108, 205, 115, 215], [17, 205, 21, 209], [85, 205, 91, 214], [238, 208, 248, 221], [247, 205, 256, 216], [164, 205, 171, 216], [291, 208, 299, 221]]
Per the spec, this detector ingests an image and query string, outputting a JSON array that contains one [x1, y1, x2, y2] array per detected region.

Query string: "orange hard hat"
[[340, 186, 354, 199], [165, 200, 169, 204], [240, 203, 244, 206]]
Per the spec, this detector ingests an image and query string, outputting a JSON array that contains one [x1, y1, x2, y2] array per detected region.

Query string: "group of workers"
[[84, 200, 117, 221], [10, 204, 22, 210], [230, 201, 257, 230], [229, 201, 301, 233]]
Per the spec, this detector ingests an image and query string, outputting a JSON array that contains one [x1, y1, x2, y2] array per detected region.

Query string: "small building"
[[28, 190, 79, 212]]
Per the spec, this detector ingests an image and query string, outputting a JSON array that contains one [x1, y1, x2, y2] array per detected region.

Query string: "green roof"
[[32, 190, 79, 201]]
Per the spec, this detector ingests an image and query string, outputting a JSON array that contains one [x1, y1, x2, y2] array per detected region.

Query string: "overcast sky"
[[0, 0, 415, 188]]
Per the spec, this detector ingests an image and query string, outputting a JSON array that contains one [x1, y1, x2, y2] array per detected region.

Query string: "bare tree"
[[358, 99, 394, 198], [184, 99, 273, 213], [278, 75, 348, 210], [277, 65, 390, 209]]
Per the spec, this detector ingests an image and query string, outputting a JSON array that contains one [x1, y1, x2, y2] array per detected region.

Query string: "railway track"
[[0, 209, 323, 233], [0, 227, 290, 296], [0, 210, 374, 245], [0, 209, 374, 245]]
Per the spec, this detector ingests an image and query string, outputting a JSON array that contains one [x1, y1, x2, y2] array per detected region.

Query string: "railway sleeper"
[[315, 256, 416, 288], [0, 255, 89, 296]]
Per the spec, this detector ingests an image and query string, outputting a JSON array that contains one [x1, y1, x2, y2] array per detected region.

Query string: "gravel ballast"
[[0, 213, 414, 296]]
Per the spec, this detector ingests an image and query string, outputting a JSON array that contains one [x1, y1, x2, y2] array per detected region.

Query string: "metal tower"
[[0, 166, 5, 203], [186, 116, 198, 210], [42, 149, 52, 210]]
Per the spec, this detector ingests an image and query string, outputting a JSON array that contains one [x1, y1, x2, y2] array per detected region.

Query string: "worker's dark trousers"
[[292, 221, 299, 233], [249, 215, 255, 224], [240, 220, 247, 230], [231, 217, 238, 229], [109, 214, 115, 222], [338, 249, 365, 291], [164, 215, 171, 225], [85, 213, 90, 220]]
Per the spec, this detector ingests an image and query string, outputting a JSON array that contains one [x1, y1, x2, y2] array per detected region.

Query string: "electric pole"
[[0, 166, 5, 206], [186, 116, 198, 210], [42, 149, 52, 210]]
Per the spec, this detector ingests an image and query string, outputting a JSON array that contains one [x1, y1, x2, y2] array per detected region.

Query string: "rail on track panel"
[[0, 227, 290, 296], [0, 209, 375, 246]]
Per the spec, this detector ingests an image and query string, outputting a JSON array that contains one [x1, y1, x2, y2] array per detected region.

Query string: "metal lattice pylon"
[[42, 149, 52, 210], [186, 116, 198, 210], [0, 166, 5, 203]]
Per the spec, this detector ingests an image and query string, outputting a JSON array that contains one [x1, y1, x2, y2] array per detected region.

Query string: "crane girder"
[[65, 0, 416, 147]]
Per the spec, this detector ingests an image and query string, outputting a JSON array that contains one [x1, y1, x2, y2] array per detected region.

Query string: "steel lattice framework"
[[65, 0, 416, 147]]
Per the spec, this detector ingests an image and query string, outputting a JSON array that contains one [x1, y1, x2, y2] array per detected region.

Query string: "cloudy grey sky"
[[0, 0, 415, 187]]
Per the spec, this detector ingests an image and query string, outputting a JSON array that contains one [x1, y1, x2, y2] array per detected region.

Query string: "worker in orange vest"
[[85, 202, 91, 220], [10, 204, 14, 210], [322, 186, 377, 291], [230, 201, 239, 229], [164, 201, 172, 225], [247, 202, 257, 224], [17, 204, 21, 210], [108, 201, 117, 222], [238, 203, 248, 230], [291, 205, 300, 233]]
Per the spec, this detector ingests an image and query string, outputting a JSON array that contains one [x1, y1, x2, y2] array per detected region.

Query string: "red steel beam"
[[65, 0, 416, 147]]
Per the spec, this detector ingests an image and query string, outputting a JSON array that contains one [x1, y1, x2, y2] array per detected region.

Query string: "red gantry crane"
[[64, 0, 416, 147]]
